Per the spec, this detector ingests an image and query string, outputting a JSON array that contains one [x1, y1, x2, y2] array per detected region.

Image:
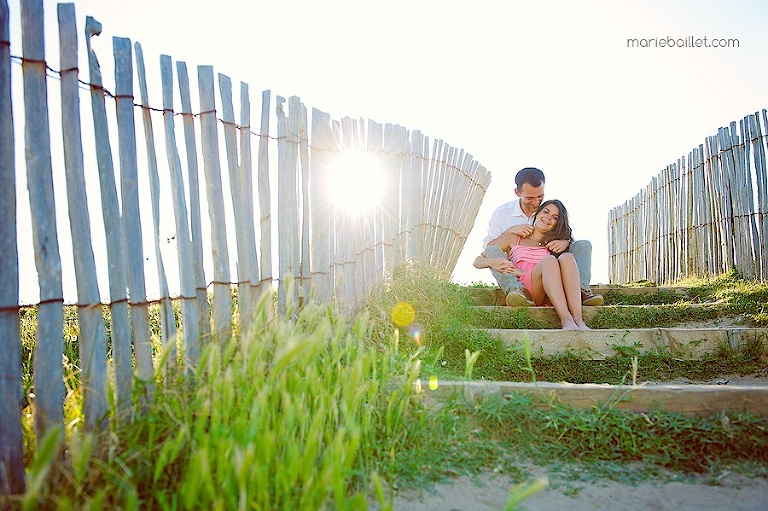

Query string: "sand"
[[380, 470, 768, 510], [374, 372, 768, 510]]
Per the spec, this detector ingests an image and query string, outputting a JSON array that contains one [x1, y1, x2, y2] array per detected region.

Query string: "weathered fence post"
[[257, 90, 273, 292], [380, 124, 398, 276], [309, 108, 334, 302], [176, 61, 210, 351], [339, 116, 362, 306], [160, 55, 199, 370], [0, 0, 25, 495], [276, 96, 300, 312], [114, 37, 154, 391], [240, 82, 261, 306], [22, 0, 65, 439], [58, 3, 108, 428], [298, 101, 311, 303], [219, 73, 258, 327], [739, 117, 761, 279], [407, 130, 424, 262], [367, 120, 385, 284], [135, 42, 177, 372], [85, 16, 133, 410], [748, 112, 768, 278], [197, 65, 232, 335], [417, 134, 431, 264]]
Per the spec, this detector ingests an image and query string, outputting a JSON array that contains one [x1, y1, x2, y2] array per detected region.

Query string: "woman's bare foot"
[[577, 321, 591, 331], [561, 319, 579, 330]]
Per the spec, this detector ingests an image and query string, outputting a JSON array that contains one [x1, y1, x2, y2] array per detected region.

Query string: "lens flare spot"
[[409, 323, 422, 345], [391, 301, 415, 328], [429, 375, 439, 391]]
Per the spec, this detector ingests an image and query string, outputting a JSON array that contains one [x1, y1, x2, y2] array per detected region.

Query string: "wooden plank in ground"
[[419, 380, 768, 417], [485, 328, 768, 360]]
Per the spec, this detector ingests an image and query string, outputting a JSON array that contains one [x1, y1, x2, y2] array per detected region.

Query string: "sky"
[[7, 0, 768, 303]]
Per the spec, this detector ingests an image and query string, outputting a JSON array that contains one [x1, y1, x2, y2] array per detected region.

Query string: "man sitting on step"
[[473, 167, 603, 307]]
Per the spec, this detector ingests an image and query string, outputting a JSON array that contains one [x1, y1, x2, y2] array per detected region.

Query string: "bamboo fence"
[[608, 110, 768, 285], [0, 0, 491, 494]]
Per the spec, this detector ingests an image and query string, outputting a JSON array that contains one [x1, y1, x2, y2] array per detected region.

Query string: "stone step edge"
[[416, 380, 768, 417], [472, 304, 709, 310], [467, 286, 691, 306], [483, 327, 768, 360], [471, 303, 724, 326]]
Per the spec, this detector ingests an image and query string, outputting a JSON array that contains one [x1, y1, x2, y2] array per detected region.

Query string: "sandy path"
[[376, 371, 768, 509], [378, 471, 768, 510]]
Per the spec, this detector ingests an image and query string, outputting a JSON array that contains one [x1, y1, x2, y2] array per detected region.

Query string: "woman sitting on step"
[[487, 199, 589, 331]]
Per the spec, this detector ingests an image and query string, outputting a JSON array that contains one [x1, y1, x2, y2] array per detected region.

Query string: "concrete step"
[[484, 327, 768, 360], [466, 285, 690, 306], [472, 304, 718, 329], [590, 284, 689, 296], [418, 379, 768, 417]]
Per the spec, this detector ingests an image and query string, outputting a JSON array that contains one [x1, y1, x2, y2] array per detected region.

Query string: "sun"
[[327, 151, 385, 213]]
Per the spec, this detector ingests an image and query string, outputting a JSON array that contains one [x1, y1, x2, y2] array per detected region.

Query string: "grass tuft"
[[14, 292, 428, 509]]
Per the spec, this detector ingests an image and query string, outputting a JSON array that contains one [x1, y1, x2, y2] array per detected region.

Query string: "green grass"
[[8, 265, 768, 509], [473, 392, 768, 477], [444, 337, 765, 385], [360, 265, 768, 484], [375, 266, 767, 383], [13, 294, 431, 509], [602, 269, 768, 327], [468, 302, 732, 329], [588, 303, 726, 329]]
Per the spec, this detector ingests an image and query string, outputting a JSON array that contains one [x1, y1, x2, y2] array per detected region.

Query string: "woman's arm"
[[488, 229, 520, 252], [488, 224, 532, 248]]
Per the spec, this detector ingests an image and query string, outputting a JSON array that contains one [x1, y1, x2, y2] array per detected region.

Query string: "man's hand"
[[546, 239, 570, 254]]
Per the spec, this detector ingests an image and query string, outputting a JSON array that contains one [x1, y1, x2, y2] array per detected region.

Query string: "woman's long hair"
[[535, 199, 573, 247]]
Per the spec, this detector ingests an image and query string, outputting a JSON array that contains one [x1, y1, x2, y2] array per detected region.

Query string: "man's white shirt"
[[482, 199, 535, 247]]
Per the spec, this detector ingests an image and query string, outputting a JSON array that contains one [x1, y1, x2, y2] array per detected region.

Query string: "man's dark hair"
[[515, 167, 546, 189]]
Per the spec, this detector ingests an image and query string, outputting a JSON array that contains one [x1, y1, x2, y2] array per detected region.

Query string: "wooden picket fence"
[[0, 0, 491, 494], [608, 109, 768, 285]]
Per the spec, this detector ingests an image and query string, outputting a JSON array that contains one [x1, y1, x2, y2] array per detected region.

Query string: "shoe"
[[506, 290, 534, 307], [581, 290, 604, 306]]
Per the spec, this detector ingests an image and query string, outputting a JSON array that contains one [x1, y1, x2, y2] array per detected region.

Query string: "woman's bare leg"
[[531, 256, 579, 330], [558, 253, 590, 330]]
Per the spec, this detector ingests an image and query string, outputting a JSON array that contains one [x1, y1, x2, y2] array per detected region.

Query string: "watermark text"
[[627, 36, 739, 48]]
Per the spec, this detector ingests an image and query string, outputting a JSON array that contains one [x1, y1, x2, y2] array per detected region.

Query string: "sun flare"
[[327, 152, 385, 213]]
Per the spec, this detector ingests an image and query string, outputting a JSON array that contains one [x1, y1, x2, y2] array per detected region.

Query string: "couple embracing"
[[474, 167, 603, 331]]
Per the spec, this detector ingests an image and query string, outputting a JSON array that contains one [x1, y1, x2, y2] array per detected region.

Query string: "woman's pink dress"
[[508, 236, 551, 298]]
